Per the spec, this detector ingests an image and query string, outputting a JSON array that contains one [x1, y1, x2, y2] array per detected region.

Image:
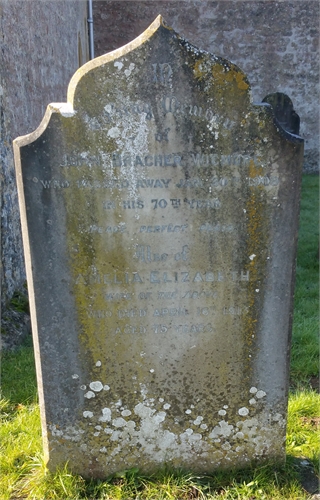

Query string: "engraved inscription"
[[139, 224, 188, 233], [75, 269, 250, 286], [152, 63, 173, 85], [112, 153, 182, 168], [134, 244, 189, 263]]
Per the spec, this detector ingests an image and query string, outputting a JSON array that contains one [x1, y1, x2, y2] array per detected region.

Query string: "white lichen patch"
[[235, 431, 244, 439], [89, 381, 104, 392], [54, 377, 283, 468], [124, 63, 135, 77], [72, 374, 79, 379], [49, 424, 63, 437], [99, 408, 111, 422], [256, 390, 267, 399], [218, 409, 227, 416], [238, 407, 249, 416], [114, 61, 123, 70], [193, 416, 203, 425], [95, 360, 102, 367], [222, 442, 232, 451], [51, 387, 286, 469], [209, 420, 234, 439], [83, 411, 93, 418], [103, 385, 110, 391], [112, 417, 127, 428], [84, 391, 95, 399], [107, 127, 121, 138]]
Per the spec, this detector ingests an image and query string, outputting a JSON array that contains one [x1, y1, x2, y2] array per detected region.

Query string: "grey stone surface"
[[14, 17, 303, 478]]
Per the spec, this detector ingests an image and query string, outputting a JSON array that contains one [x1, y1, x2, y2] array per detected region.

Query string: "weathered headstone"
[[14, 16, 303, 478]]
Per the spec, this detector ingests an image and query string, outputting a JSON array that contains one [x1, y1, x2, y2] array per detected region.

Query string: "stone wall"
[[0, 0, 88, 303], [93, 0, 319, 171]]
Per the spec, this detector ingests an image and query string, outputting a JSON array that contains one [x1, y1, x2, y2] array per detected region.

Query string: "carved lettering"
[[174, 323, 213, 334], [184, 198, 221, 209], [136, 179, 171, 189], [153, 307, 188, 317], [112, 325, 147, 334], [123, 199, 144, 209], [248, 175, 279, 186], [40, 179, 70, 188], [112, 154, 181, 168], [152, 63, 173, 84], [139, 224, 188, 233], [153, 324, 168, 333], [75, 270, 250, 287], [87, 310, 112, 318], [181, 290, 218, 299], [88, 224, 126, 234], [135, 245, 168, 263], [223, 306, 249, 315], [155, 128, 170, 142], [105, 293, 132, 301], [117, 308, 147, 318]]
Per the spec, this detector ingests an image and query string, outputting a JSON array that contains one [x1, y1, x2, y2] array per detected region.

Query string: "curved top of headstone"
[[14, 15, 302, 150], [67, 15, 251, 110]]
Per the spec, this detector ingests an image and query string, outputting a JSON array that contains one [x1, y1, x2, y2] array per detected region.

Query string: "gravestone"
[[14, 16, 303, 478]]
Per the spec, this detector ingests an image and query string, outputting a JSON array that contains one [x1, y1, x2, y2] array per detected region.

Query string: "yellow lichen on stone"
[[242, 159, 269, 378], [193, 59, 208, 81], [211, 63, 233, 86], [235, 72, 249, 90]]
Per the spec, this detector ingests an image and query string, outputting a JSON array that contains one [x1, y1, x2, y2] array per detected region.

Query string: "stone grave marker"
[[13, 16, 303, 478]]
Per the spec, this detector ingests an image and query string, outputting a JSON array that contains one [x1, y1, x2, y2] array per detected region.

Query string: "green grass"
[[0, 175, 319, 499], [291, 175, 319, 383]]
